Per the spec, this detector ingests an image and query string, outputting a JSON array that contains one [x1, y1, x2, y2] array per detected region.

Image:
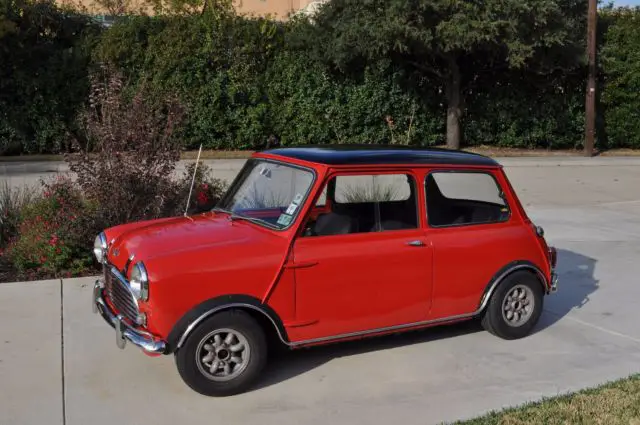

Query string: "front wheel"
[[175, 310, 267, 396], [481, 271, 544, 340]]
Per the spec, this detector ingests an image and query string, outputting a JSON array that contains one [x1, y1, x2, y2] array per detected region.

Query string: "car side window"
[[305, 173, 418, 236], [315, 186, 327, 207], [425, 172, 510, 227]]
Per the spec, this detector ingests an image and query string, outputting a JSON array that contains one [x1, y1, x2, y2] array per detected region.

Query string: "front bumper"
[[92, 280, 167, 354]]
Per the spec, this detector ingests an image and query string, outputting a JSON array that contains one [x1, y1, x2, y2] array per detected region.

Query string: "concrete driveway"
[[2, 157, 640, 425]]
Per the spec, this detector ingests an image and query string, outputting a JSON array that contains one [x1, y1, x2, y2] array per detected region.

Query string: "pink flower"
[[197, 191, 209, 205]]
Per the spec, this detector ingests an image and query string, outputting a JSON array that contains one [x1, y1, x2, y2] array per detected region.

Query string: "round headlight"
[[93, 233, 107, 263], [129, 262, 149, 301]]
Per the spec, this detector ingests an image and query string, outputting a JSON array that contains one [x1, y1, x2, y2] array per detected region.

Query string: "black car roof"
[[262, 145, 499, 167]]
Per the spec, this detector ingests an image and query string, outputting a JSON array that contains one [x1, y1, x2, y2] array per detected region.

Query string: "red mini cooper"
[[92, 145, 558, 396]]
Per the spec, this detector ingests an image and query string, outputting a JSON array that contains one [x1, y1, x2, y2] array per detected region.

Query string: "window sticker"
[[292, 193, 303, 205], [277, 214, 293, 226], [286, 203, 298, 215]]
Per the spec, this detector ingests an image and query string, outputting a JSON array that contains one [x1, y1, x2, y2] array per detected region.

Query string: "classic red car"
[[92, 145, 558, 396]]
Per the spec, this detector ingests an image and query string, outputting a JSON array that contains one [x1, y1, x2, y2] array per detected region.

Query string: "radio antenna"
[[184, 144, 203, 217]]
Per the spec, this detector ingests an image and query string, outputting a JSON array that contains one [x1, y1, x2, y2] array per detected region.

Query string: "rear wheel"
[[175, 310, 267, 396], [481, 271, 544, 340]]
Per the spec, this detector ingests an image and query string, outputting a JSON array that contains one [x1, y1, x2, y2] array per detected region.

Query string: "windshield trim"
[[214, 157, 318, 232]]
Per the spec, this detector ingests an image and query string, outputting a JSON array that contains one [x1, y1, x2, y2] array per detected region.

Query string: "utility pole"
[[584, 0, 597, 157]]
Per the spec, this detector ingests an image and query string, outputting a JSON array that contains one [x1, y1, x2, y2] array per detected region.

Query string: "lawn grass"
[[455, 375, 640, 425]]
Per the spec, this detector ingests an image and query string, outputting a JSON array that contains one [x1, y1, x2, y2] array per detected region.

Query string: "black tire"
[[481, 270, 544, 340], [175, 310, 268, 396]]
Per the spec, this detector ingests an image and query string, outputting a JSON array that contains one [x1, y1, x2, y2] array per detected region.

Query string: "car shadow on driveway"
[[534, 248, 599, 333], [255, 249, 598, 391], [256, 319, 485, 391]]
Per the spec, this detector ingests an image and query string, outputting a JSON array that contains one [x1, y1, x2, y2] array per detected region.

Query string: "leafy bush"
[[1, 158, 228, 281], [66, 65, 185, 228], [0, 182, 39, 249], [93, 12, 283, 150], [464, 70, 586, 149], [3, 3, 640, 154], [601, 6, 640, 149], [176, 162, 229, 214], [0, 0, 101, 154], [5, 176, 95, 278], [265, 48, 444, 147]]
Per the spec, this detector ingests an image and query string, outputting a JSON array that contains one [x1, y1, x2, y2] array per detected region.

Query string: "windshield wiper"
[[212, 207, 273, 227], [211, 207, 231, 215]]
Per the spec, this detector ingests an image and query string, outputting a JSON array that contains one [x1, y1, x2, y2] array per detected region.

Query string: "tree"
[[296, 0, 586, 149]]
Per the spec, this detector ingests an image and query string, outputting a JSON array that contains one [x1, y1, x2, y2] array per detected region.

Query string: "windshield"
[[216, 159, 315, 230]]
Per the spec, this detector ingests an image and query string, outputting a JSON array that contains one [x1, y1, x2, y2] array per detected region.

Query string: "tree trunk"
[[445, 56, 462, 150]]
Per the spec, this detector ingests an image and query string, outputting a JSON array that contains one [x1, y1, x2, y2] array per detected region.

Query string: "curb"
[[0, 276, 100, 286]]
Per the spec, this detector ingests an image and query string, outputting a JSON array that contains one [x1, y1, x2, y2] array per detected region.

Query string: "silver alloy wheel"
[[195, 328, 251, 382], [501, 284, 535, 327]]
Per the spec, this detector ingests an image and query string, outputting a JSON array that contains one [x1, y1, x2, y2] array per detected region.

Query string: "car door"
[[424, 169, 526, 319], [285, 171, 434, 343]]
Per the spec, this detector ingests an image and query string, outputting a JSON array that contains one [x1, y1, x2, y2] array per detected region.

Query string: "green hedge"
[[0, 0, 100, 154], [600, 7, 640, 149], [2, 3, 640, 154], [464, 70, 586, 149]]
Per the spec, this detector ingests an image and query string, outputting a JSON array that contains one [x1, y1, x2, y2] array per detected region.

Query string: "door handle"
[[406, 240, 425, 247], [284, 261, 319, 270]]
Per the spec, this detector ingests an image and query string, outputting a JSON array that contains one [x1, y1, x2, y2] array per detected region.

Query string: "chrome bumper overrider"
[[550, 272, 558, 293], [92, 280, 166, 354]]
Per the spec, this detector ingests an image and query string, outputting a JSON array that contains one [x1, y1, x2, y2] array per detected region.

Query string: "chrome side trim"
[[479, 264, 549, 308], [176, 303, 290, 349], [287, 264, 549, 347], [177, 264, 550, 350], [288, 311, 478, 347]]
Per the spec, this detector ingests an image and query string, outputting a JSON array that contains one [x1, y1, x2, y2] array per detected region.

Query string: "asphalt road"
[[0, 159, 245, 189], [1, 157, 640, 425]]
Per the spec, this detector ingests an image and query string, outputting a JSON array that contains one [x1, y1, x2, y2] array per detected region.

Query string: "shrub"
[[463, 70, 586, 149], [0, 182, 39, 248], [66, 65, 185, 229], [1, 161, 228, 281], [0, 182, 41, 281], [173, 162, 229, 215], [601, 7, 640, 149], [5, 176, 95, 278], [0, 0, 101, 154]]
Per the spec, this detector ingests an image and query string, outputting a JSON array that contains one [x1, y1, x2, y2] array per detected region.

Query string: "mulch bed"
[[0, 258, 99, 284], [0, 258, 19, 283]]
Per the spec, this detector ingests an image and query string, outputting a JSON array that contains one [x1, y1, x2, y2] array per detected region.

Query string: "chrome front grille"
[[104, 266, 139, 323]]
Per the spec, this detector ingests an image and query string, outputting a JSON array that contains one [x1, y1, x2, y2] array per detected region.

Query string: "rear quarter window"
[[426, 171, 510, 227]]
